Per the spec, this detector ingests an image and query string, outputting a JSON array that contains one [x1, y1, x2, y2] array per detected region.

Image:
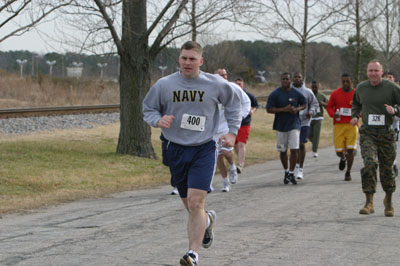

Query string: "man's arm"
[[220, 82, 242, 145], [351, 89, 361, 126], [143, 84, 163, 128], [308, 91, 320, 117], [326, 93, 336, 118]]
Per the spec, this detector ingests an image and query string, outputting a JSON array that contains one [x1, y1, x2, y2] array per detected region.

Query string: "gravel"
[[0, 113, 120, 135]]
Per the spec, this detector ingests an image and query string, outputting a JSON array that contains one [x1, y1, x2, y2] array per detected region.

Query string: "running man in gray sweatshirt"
[[292, 72, 319, 180], [143, 41, 241, 266]]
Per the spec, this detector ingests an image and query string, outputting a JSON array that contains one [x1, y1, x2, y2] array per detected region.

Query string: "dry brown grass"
[[0, 72, 119, 108]]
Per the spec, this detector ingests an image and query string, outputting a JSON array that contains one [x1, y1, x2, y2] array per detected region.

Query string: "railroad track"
[[0, 95, 271, 120], [0, 104, 120, 119]]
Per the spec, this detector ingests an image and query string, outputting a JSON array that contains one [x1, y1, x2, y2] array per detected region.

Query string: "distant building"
[[66, 67, 83, 78]]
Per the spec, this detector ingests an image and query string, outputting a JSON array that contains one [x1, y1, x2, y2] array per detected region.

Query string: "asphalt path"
[[1, 146, 400, 266]]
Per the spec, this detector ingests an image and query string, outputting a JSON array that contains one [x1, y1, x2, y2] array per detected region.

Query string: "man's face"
[[293, 73, 303, 87], [235, 79, 244, 88], [342, 77, 352, 90], [383, 74, 395, 82], [179, 49, 203, 79], [281, 74, 291, 88], [217, 69, 228, 80], [367, 62, 384, 85], [311, 83, 318, 94]]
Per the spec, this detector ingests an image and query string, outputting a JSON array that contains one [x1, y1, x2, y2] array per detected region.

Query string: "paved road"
[[1, 146, 400, 266]]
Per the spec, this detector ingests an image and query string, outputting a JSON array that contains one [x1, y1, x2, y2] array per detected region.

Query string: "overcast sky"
[[0, 11, 345, 55]]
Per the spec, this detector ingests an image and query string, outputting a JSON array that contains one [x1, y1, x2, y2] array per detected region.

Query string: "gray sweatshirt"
[[143, 71, 242, 146], [293, 84, 319, 126], [216, 81, 251, 136]]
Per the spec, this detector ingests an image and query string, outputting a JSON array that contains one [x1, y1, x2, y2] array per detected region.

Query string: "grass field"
[[0, 109, 334, 215]]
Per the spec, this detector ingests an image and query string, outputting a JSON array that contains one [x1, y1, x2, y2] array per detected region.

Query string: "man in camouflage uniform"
[[351, 60, 400, 217]]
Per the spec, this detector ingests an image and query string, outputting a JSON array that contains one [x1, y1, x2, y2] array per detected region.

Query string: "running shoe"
[[171, 187, 178, 195], [236, 165, 243, 174], [283, 171, 289, 185], [180, 253, 197, 266], [222, 181, 230, 192], [344, 171, 351, 181], [287, 173, 297, 185], [394, 165, 399, 177], [202, 210, 216, 248], [296, 168, 304, 180], [229, 168, 238, 184], [339, 158, 346, 171], [312, 152, 318, 158]]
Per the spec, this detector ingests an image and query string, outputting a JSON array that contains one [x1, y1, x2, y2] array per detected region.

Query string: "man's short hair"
[[293, 71, 302, 77], [180, 41, 203, 55], [341, 73, 351, 79], [383, 71, 394, 77], [281, 72, 291, 78], [235, 77, 243, 81], [368, 59, 382, 66]]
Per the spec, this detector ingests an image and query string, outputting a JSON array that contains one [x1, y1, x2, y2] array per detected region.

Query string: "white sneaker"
[[296, 168, 304, 179], [229, 168, 238, 184], [170, 187, 178, 195], [312, 152, 318, 158], [222, 181, 230, 192]]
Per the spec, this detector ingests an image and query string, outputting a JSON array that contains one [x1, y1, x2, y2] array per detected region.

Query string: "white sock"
[[296, 163, 300, 168], [188, 250, 199, 262], [223, 177, 229, 185], [285, 168, 289, 173], [206, 214, 210, 228], [229, 163, 236, 170]]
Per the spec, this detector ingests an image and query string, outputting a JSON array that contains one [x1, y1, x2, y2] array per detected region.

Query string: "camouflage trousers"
[[359, 125, 396, 193]]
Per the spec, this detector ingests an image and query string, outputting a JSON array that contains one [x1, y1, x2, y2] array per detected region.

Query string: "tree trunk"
[[191, 0, 197, 41], [301, 38, 307, 81], [301, 0, 308, 81], [116, 0, 156, 159], [354, 0, 361, 85]]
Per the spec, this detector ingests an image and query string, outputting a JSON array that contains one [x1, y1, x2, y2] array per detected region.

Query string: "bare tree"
[[55, 0, 251, 158], [239, 0, 348, 80], [0, 0, 72, 44], [201, 41, 249, 75], [333, 0, 381, 84], [186, 0, 252, 42], [367, 0, 400, 71], [306, 42, 342, 89]]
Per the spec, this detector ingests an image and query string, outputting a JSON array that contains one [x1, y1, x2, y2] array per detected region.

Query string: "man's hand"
[[219, 132, 236, 147], [350, 117, 358, 126], [289, 106, 298, 114], [157, 115, 175, 128], [306, 111, 313, 119], [282, 104, 292, 112], [385, 104, 395, 115]]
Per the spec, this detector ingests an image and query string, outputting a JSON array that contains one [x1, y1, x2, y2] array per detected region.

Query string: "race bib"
[[339, 108, 352, 116], [316, 106, 321, 113], [368, 114, 385, 126], [180, 113, 206, 131]]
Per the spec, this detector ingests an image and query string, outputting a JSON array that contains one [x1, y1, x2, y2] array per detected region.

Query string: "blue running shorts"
[[167, 140, 217, 198], [300, 126, 310, 143]]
